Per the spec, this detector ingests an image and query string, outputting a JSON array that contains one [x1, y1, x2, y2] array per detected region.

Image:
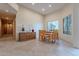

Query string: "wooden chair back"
[[39, 30, 46, 41]]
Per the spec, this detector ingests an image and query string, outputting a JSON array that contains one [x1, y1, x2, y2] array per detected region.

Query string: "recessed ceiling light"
[[42, 8, 45, 11], [5, 10, 8, 12], [49, 4, 52, 7]]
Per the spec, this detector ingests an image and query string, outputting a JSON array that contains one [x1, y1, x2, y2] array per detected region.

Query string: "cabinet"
[[19, 32, 36, 41], [0, 19, 1, 37]]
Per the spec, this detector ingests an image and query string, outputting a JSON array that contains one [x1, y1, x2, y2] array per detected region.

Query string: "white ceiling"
[[0, 3, 67, 15], [0, 3, 17, 14], [19, 3, 67, 15]]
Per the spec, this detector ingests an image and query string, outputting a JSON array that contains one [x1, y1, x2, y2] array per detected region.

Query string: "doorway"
[[48, 20, 59, 31], [0, 12, 16, 40], [1, 19, 13, 37]]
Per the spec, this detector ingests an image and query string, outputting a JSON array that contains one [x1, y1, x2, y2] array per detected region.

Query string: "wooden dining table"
[[39, 30, 59, 42], [44, 32, 56, 42]]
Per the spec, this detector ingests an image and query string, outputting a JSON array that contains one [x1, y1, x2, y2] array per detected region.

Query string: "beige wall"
[[44, 4, 74, 44], [16, 6, 44, 40], [60, 4, 73, 44], [73, 4, 79, 48]]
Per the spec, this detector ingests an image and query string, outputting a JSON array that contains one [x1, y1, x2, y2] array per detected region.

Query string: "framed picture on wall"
[[63, 15, 72, 35]]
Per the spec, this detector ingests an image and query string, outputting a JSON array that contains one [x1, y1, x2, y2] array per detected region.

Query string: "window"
[[48, 21, 59, 31]]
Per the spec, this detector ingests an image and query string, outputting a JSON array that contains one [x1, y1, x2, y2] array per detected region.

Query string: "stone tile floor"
[[0, 39, 79, 56]]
